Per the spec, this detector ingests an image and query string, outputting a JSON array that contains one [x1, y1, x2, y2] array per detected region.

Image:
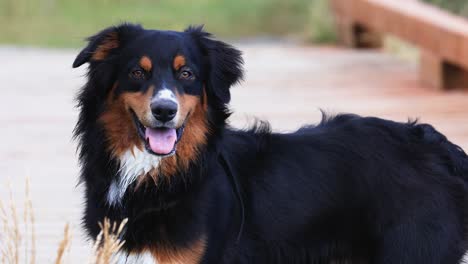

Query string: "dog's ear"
[[185, 26, 244, 104], [73, 23, 143, 68]]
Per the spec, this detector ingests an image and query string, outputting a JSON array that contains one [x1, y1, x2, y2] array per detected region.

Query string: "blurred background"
[[0, 0, 466, 47], [0, 0, 468, 263], [0, 0, 335, 47]]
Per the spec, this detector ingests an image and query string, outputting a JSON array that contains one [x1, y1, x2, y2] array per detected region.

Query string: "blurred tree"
[[0, 0, 336, 47]]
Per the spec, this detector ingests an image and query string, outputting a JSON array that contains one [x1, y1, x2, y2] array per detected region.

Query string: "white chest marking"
[[107, 146, 161, 206], [114, 250, 156, 264]]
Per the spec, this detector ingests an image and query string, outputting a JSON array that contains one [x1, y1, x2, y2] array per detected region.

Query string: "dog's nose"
[[151, 100, 178, 122]]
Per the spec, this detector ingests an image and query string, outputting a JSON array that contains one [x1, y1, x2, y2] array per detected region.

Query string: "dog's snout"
[[151, 99, 178, 122]]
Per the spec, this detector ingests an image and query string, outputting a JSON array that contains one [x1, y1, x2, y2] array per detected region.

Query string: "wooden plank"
[[331, 0, 468, 67]]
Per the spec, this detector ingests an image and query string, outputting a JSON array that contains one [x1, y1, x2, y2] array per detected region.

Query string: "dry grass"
[[0, 179, 32, 264], [91, 218, 128, 264], [54, 223, 72, 264], [24, 178, 36, 264], [0, 179, 128, 264]]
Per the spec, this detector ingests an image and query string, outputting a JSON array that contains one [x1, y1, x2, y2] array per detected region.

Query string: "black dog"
[[73, 23, 468, 263]]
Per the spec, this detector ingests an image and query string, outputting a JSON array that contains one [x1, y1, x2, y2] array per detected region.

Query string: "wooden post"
[[420, 51, 468, 90], [353, 24, 383, 48], [334, 19, 383, 48], [330, 0, 383, 48], [334, 16, 357, 47], [420, 51, 444, 90]]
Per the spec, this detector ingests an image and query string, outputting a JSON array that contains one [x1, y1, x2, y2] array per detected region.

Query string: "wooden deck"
[[0, 44, 467, 263], [331, 0, 468, 90]]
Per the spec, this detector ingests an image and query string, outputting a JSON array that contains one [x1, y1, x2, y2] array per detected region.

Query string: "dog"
[[73, 23, 468, 263]]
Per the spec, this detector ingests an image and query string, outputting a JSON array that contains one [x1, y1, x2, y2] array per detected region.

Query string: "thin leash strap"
[[219, 151, 245, 244]]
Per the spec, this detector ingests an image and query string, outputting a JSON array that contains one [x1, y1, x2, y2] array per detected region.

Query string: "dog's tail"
[[417, 123, 468, 181]]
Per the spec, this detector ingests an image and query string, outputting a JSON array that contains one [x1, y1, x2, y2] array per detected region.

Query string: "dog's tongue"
[[145, 127, 177, 155]]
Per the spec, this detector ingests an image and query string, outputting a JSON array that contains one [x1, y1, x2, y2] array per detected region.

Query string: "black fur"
[[74, 23, 468, 263]]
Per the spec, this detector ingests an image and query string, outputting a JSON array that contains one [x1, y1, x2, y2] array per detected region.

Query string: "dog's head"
[[74, 24, 243, 179]]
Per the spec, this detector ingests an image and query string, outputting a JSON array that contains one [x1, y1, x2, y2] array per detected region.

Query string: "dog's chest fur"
[[107, 146, 161, 206], [114, 251, 156, 264]]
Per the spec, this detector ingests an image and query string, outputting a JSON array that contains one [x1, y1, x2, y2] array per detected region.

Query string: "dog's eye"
[[179, 70, 194, 80], [130, 69, 145, 79]]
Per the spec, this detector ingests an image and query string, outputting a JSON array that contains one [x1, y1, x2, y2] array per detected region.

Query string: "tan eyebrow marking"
[[173, 55, 186, 71], [139, 56, 152, 72]]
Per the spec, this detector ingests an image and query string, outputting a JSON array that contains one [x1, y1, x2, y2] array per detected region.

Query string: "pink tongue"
[[145, 127, 177, 155]]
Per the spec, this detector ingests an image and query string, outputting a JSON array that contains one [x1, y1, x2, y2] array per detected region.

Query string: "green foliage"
[[0, 0, 336, 47], [306, 0, 337, 43], [422, 0, 468, 17]]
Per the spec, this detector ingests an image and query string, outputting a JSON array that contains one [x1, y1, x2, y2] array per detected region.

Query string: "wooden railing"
[[330, 0, 468, 90]]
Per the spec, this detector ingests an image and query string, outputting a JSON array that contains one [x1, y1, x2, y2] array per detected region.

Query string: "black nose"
[[151, 100, 178, 122]]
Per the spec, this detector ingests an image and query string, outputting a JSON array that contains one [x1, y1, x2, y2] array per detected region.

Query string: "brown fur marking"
[[92, 32, 119, 61], [99, 85, 154, 157], [174, 93, 209, 170], [139, 56, 153, 72], [151, 236, 206, 264], [173, 55, 186, 70], [100, 83, 208, 181], [121, 86, 154, 126]]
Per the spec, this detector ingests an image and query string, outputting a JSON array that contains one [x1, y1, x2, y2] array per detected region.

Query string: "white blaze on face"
[[155, 88, 177, 103], [144, 87, 181, 155], [153, 88, 179, 123], [107, 146, 161, 206]]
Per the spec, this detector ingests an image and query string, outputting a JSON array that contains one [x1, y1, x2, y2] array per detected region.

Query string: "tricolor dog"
[[73, 23, 468, 263]]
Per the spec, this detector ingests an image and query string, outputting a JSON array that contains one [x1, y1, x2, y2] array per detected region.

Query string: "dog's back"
[[221, 114, 468, 263]]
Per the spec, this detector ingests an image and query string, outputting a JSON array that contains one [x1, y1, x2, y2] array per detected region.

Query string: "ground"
[[0, 43, 467, 263]]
